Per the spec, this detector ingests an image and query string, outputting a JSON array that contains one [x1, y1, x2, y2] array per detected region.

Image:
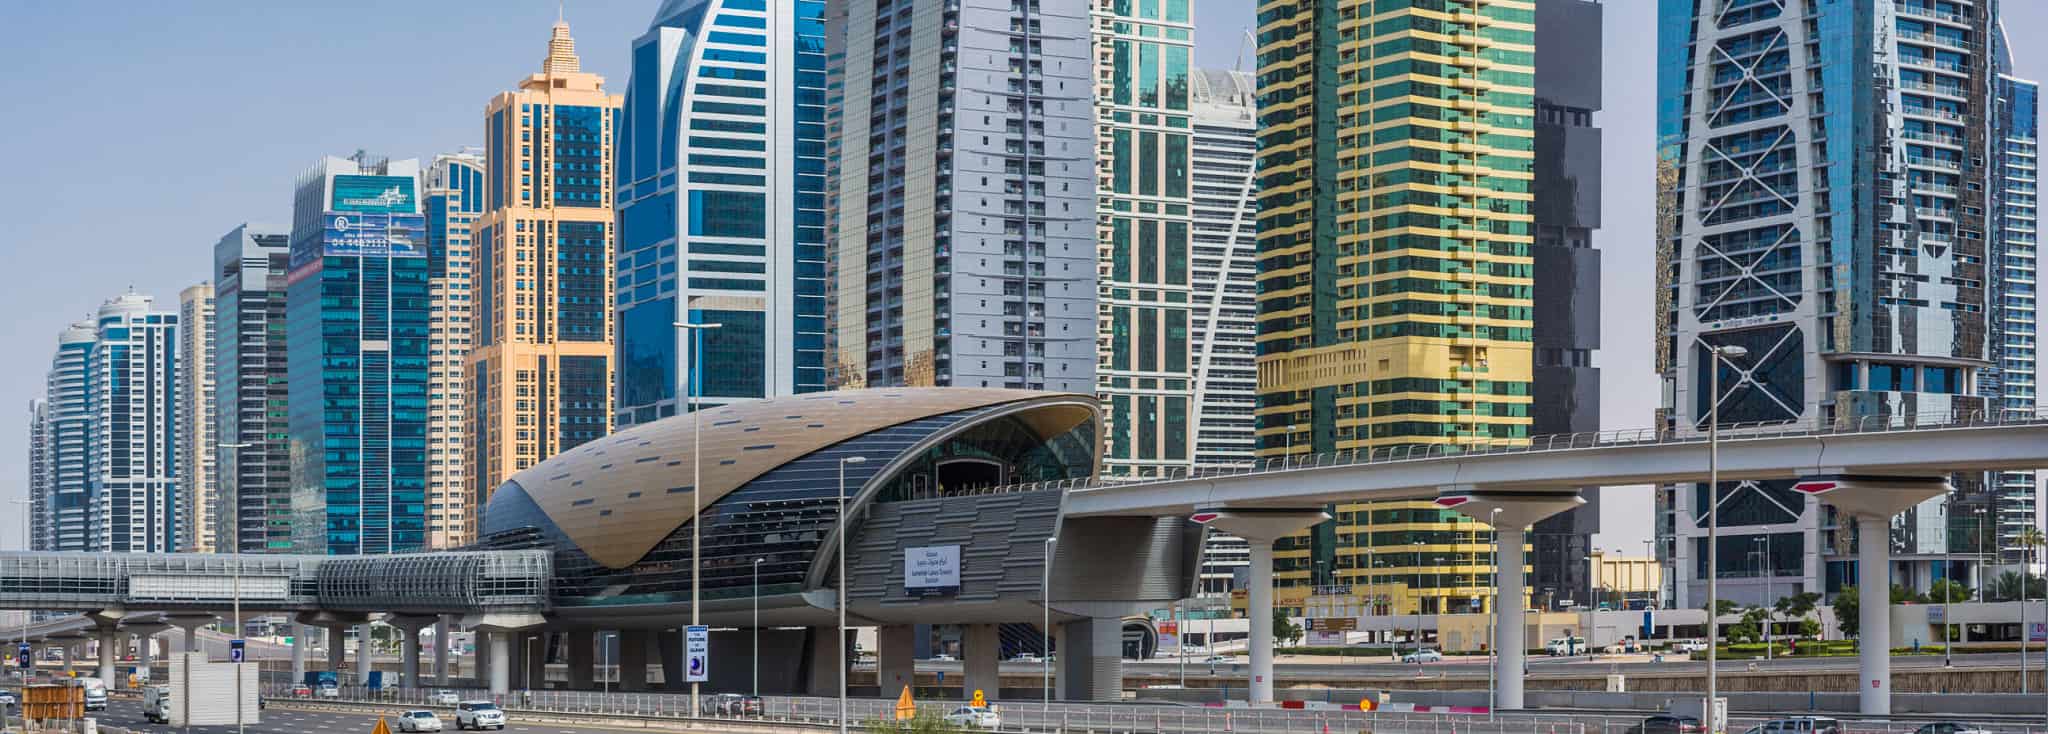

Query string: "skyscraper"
[[1658, 0, 2003, 605], [1529, 0, 1604, 608], [425, 151, 484, 548], [1253, 0, 1538, 607], [1093, 0, 1196, 478], [212, 223, 291, 553], [1188, 67, 1260, 470], [26, 399, 49, 551], [177, 282, 217, 553], [470, 21, 621, 512], [40, 319, 96, 552], [287, 152, 429, 556], [828, 0, 1097, 393], [81, 292, 183, 553], [1188, 67, 1261, 592], [616, 0, 830, 423], [1990, 51, 2040, 564]]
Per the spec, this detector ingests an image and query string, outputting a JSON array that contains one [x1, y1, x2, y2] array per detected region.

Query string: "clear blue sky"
[[2, 2, 2044, 552]]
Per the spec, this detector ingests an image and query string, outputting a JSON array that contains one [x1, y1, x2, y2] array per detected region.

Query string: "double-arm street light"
[[220, 441, 254, 734], [9, 499, 28, 683], [753, 557, 764, 697], [673, 320, 721, 717]]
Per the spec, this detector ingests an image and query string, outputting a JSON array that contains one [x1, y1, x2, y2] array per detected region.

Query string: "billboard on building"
[[321, 211, 426, 258], [331, 174, 417, 214], [904, 545, 961, 595]]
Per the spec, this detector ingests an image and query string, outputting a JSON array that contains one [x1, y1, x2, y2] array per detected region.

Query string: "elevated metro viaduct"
[[9, 389, 2048, 716]]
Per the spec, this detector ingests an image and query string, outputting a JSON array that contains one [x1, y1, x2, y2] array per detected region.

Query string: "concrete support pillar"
[[1199, 509, 1331, 706], [61, 643, 73, 676], [1058, 617, 1122, 702], [96, 628, 117, 688], [805, 626, 849, 696], [474, 627, 490, 682], [658, 629, 683, 691], [354, 624, 373, 685], [1246, 539, 1276, 703], [488, 632, 511, 695], [567, 630, 595, 689], [387, 616, 434, 689], [877, 624, 916, 700], [1496, 528, 1529, 710], [326, 626, 347, 677], [136, 631, 154, 682], [433, 617, 450, 685], [290, 624, 306, 683], [618, 629, 650, 691], [1859, 513, 1892, 716], [167, 617, 213, 654], [963, 623, 1000, 701]]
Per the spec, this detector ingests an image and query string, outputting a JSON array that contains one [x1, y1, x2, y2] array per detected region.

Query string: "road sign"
[[1308, 618, 1356, 632], [16, 642, 27, 670], [972, 690, 986, 707], [1358, 698, 1376, 712], [685, 625, 709, 682], [230, 639, 245, 663]]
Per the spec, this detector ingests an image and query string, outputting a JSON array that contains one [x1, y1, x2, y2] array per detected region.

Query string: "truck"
[[304, 670, 340, 697], [142, 686, 173, 724], [80, 678, 107, 711]]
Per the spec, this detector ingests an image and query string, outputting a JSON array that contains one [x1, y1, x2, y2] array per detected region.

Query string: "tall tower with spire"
[[467, 19, 622, 516]]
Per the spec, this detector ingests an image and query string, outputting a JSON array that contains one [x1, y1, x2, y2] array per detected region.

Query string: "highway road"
[[77, 697, 692, 734], [1116, 651, 2046, 678]]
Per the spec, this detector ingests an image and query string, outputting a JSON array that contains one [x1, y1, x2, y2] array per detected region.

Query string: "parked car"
[[737, 695, 763, 717], [1401, 648, 1443, 664], [1738, 717, 1842, 734], [0, 689, 16, 709], [433, 689, 461, 707], [1626, 714, 1704, 733], [318, 683, 341, 698], [1544, 636, 1586, 656], [932, 653, 957, 661], [944, 705, 1002, 729], [397, 710, 445, 733], [455, 700, 506, 730], [1672, 639, 1709, 654], [1913, 724, 1995, 734], [1009, 653, 1043, 663], [289, 683, 312, 697], [1202, 655, 1232, 664]]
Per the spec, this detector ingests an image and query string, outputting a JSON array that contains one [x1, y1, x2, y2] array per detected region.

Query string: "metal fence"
[[264, 685, 2048, 734]]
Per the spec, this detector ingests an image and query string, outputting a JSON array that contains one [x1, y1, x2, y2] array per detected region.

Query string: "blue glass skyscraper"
[[286, 152, 431, 555], [1658, 0, 2006, 604], [613, 0, 831, 427]]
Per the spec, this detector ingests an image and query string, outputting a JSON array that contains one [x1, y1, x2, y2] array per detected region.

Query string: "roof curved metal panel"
[[504, 388, 1091, 569]]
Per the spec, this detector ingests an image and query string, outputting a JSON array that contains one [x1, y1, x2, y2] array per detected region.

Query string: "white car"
[[1202, 655, 1232, 665], [318, 683, 341, 698], [1672, 639, 1709, 654], [1009, 653, 1043, 663], [944, 706, 1002, 729], [1401, 649, 1443, 664], [397, 710, 445, 733], [432, 690, 461, 707], [0, 689, 15, 708], [455, 700, 506, 730]]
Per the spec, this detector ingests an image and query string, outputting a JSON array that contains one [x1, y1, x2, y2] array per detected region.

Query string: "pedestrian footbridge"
[[0, 550, 551, 616]]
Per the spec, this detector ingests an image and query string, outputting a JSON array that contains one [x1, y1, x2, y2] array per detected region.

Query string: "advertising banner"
[[904, 545, 961, 595], [1158, 622, 1179, 655], [685, 625, 709, 682], [1307, 630, 1345, 646], [331, 175, 417, 214], [2030, 622, 2046, 643], [321, 211, 426, 258]]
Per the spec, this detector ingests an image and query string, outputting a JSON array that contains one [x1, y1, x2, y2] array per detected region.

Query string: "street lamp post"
[[602, 632, 616, 697], [1754, 533, 1772, 661], [753, 557, 764, 697], [1704, 343, 1748, 726], [1487, 506, 1501, 719], [837, 455, 868, 734], [1643, 539, 1657, 609], [9, 499, 28, 686], [673, 320, 721, 718], [1042, 537, 1057, 714], [220, 441, 253, 734]]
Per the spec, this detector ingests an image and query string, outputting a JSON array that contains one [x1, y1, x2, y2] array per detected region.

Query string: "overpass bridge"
[[1028, 409, 2048, 717]]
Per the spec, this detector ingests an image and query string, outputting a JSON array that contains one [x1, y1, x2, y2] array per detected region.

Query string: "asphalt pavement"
[[83, 697, 702, 734]]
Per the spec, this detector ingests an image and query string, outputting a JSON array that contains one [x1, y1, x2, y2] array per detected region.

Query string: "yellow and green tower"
[[1253, 0, 1536, 614]]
